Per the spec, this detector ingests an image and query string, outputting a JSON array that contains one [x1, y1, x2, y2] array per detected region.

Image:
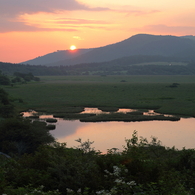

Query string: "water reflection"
[[22, 109, 195, 153], [54, 119, 83, 137], [50, 118, 195, 153], [81, 108, 137, 114]]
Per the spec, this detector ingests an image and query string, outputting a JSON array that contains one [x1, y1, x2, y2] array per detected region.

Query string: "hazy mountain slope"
[[21, 48, 93, 65], [181, 35, 195, 41], [22, 34, 195, 66], [47, 34, 195, 66]]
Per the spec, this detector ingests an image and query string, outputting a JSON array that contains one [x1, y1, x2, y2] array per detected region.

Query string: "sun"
[[70, 45, 77, 50]]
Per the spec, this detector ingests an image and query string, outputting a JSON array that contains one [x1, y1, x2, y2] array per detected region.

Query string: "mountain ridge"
[[21, 48, 93, 65], [21, 34, 195, 66]]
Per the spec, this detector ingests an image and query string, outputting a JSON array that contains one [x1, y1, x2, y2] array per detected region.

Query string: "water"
[[22, 108, 195, 153]]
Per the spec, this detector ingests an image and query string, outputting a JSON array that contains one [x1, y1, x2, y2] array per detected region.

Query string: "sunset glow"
[[1, 0, 195, 63], [70, 45, 77, 50]]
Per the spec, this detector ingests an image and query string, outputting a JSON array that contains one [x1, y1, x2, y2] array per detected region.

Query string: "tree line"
[[1, 55, 195, 76], [0, 71, 40, 85]]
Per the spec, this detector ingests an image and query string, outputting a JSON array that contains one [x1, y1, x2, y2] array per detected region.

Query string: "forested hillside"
[[1, 55, 195, 76]]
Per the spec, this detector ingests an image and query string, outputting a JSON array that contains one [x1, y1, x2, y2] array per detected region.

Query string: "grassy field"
[[3, 75, 195, 117]]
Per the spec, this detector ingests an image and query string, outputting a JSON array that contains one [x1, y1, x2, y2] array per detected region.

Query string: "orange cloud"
[[0, 0, 110, 33], [0, 0, 108, 16], [73, 36, 83, 40], [56, 18, 109, 25], [111, 5, 160, 16], [0, 19, 78, 33]]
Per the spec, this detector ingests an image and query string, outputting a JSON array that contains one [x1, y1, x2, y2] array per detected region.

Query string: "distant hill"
[[22, 34, 195, 66], [21, 48, 93, 65]]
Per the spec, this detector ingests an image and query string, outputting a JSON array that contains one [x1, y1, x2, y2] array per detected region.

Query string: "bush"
[[0, 118, 55, 155], [0, 88, 14, 117], [1, 131, 195, 194]]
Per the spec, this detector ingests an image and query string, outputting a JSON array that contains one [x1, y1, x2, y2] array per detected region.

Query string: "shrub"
[[0, 118, 55, 155]]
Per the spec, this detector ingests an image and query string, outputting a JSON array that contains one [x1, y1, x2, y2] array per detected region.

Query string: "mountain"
[[22, 34, 195, 66], [181, 35, 195, 41], [21, 48, 93, 65]]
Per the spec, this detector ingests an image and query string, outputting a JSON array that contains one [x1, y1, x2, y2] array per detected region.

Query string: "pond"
[[22, 108, 195, 153]]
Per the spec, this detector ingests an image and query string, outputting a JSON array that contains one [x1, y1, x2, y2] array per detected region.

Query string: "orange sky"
[[1, 0, 195, 63]]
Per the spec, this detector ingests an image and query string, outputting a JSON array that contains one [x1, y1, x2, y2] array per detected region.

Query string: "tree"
[[13, 72, 40, 82], [0, 71, 10, 85], [0, 118, 55, 155], [0, 88, 14, 117]]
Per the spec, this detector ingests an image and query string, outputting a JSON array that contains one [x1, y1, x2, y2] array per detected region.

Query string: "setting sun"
[[2, 0, 195, 63], [70, 45, 77, 50]]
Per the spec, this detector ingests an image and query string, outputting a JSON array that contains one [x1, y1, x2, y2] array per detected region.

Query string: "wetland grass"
[[3, 75, 195, 118], [53, 113, 96, 120], [46, 118, 57, 123], [79, 112, 180, 122], [63, 113, 96, 120], [27, 115, 39, 119]]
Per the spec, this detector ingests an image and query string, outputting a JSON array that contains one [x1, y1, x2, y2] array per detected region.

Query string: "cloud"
[[0, 0, 110, 33], [125, 9, 160, 16], [0, 19, 37, 33], [55, 18, 109, 25], [0, 18, 78, 33], [73, 36, 83, 40], [116, 9, 160, 18], [0, 0, 109, 17], [110, 5, 160, 16], [0, 16, 109, 33]]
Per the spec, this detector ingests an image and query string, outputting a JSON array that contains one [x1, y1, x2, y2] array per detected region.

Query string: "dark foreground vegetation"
[[2, 128, 195, 195], [1, 75, 195, 194]]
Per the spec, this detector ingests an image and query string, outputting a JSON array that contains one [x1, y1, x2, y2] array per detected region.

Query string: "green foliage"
[[12, 141, 102, 194], [13, 72, 40, 83], [3, 185, 60, 195], [0, 118, 55, 155], [96, 165, 136, 195], [0, 74, 10, 85], [0, 88, 14, 117], [11, 76, 22, 83], [1, 131, 195, 194], [0, 70, 10, 85]]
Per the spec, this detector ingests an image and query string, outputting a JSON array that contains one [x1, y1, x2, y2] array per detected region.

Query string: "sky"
[[1, 0, 195, 63]]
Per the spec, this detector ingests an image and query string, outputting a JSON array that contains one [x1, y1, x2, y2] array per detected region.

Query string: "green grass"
[[39, 75, 195, 83], [3, 75, 195, 116], [80, 112, 180, 122]]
